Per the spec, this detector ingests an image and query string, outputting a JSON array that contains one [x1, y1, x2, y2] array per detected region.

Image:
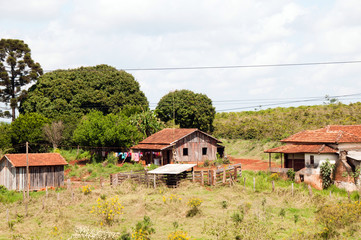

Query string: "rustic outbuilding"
[[131, 128, 224, 165], [0, 153, 67, 191]]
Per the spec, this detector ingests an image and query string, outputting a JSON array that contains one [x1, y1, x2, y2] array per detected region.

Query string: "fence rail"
[[110, 163, 242, 188]]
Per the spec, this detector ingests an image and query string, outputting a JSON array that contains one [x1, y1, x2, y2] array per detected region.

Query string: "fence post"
[[201, 170, 204, 186], [272, 181, 275, 192], [145, 170, 149, 188], [192, 170, 195, 183], [233, 167, 238, 181], [115, 173, 119, 186], [57, 192, 60, 202], [213, 170, 217, 186], [223, 169, 226, 184], [100, 178, 103, 189], [348, 191, 351, 202], [22, 189, 25, 202], [329, 190, 331, 198], [46, 186, 48, 198], [308, 185, 313, 197], [67, 179, 71, 190], [153, 174, 156, 189], [243, 177, 246, 189], [292, 183, 294, 196], [253, 177, 256, 192], [6, 209, 9, 223]]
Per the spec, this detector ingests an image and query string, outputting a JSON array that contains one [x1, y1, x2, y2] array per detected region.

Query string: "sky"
[[1, 0, 361, 117]]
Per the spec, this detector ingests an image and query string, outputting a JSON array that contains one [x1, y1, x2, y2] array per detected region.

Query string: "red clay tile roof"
[[321, 125, 361, 137], [281, 129, 361, 143], [4, 153, 68, 167], [131, 128, 221, 150], [264, 144, 337, 154]]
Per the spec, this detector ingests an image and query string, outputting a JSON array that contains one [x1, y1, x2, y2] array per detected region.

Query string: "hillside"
[[214, 102, 361, 141]]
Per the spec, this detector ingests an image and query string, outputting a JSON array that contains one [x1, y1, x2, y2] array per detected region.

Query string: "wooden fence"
[[110, 164, 242, 188]]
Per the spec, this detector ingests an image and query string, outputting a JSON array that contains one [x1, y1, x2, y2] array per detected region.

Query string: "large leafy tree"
[[11, 112, 50, 152], [0, 122, 12, 153], [73, 111, 142, 148], [0, 39, 43, 121], [20, 64, 148, 119], [156, 90, 216, 132], [20, 64, 148, 144]]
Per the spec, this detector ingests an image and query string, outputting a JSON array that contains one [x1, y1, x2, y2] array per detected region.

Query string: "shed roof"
[[4, 153, 68, 167], [131, 128, 221, 151], [264, 144, 337, 154], [148, 164, 196, 174], [346, 151, 361, 161]]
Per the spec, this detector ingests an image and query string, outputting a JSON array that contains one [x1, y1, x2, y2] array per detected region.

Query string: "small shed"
[[0, 153, 68, 191], [148, 164, 196, 187], [131, 128, 224, 165]]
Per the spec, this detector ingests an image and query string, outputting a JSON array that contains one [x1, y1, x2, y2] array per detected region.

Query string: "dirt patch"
[[230, 157, 280, 171]]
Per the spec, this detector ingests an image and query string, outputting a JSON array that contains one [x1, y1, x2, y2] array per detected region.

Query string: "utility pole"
[[26, 142, 30, 199]]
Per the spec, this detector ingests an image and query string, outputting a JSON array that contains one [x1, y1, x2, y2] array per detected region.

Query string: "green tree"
[[0, 39, 43, 121], [0, 122, 12, 153], [156, 90, 215, 132], [131, 111, 164, 138], [73, 111, 142, 148], [11, 112, 50, 152], [20, 64, 148, 144], [20, 65, 148, 119]]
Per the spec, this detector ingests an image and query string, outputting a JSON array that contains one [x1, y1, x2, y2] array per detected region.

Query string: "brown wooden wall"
[[174, 131, 218, 163]]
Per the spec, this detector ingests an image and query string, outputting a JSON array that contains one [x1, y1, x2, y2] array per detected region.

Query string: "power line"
[[39, 60, 361, 73]]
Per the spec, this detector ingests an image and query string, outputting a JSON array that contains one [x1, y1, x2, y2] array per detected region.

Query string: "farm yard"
[[1, 169, 361, 240]]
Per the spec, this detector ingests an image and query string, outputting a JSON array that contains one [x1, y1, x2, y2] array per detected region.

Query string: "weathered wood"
[[67, 179, 71, 190], [329, 190, 332, 198], [192, 170, 195, 183], [244, 177, 246, 189], [153, 174, 156, 188], [272, 181, 275, 192], [6, 209, 9, 223], [213, 170, 216, 186], [253, 177, 256, 191], [348, 191, 351, 202], [308, 185, 313, 197], [115, 173, 119, 186], [201, 170, 204, 186], [222, 169, 226, 183], [233, 167, 238, 181], [46, 186, 48, 198]]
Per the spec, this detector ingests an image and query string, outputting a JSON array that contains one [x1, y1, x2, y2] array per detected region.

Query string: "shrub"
[[270, 173, 280, 181], [320, 160, 334, 189], [168, 230, 191, 240], [163, 194, 182, 204], [81, 185, 92, 195], [287, 169, 295, 181], [186, 197, 202, 217], [132, 216, 155, 240], [90, 195, 124, 226]]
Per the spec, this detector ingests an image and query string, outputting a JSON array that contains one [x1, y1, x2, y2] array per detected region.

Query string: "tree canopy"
[[11, 112, 50, 152], [20, 64, 149, 120], [73, 111, 142, 148], [0, 39, 43, 121], [156, 90, 215, 132]]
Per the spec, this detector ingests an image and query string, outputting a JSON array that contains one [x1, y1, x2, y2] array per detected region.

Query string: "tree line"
[[0, 39, 216, 154]]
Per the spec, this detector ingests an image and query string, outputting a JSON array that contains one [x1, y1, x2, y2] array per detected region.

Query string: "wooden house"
[[0, 153, 67, 191], [131, 128, 224, 165]]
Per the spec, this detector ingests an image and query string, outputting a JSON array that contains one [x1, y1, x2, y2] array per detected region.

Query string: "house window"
[[202, 147, 207, 155], [183, 148, 188, 156], [310, 155, 314, 165]]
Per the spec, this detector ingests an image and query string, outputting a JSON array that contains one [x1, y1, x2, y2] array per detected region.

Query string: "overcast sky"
[[1, 0, 361, 115]]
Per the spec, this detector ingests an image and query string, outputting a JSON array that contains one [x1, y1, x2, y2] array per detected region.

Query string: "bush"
[[186, 198, 203, 217], [90, 195, 124, 226], [168, 230, 191, 240], [132, 216, 155, 240], [320, 160, 334, 189], [287, 169, 295, 181]]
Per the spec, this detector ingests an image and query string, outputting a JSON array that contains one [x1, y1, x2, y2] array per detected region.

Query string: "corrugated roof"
[[322, 125, 361, 137], [131, 144, 172, 151], [148, 164, 196, 174], [264, 144, 337, 154], [4, 153, 68, 167]]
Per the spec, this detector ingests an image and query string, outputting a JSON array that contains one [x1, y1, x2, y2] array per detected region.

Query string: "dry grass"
[[0, 175, 360, 240]]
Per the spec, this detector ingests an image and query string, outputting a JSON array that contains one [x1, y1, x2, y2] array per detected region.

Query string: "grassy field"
[[0, 171, 360, 240], [221, 139, 282, 161]]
